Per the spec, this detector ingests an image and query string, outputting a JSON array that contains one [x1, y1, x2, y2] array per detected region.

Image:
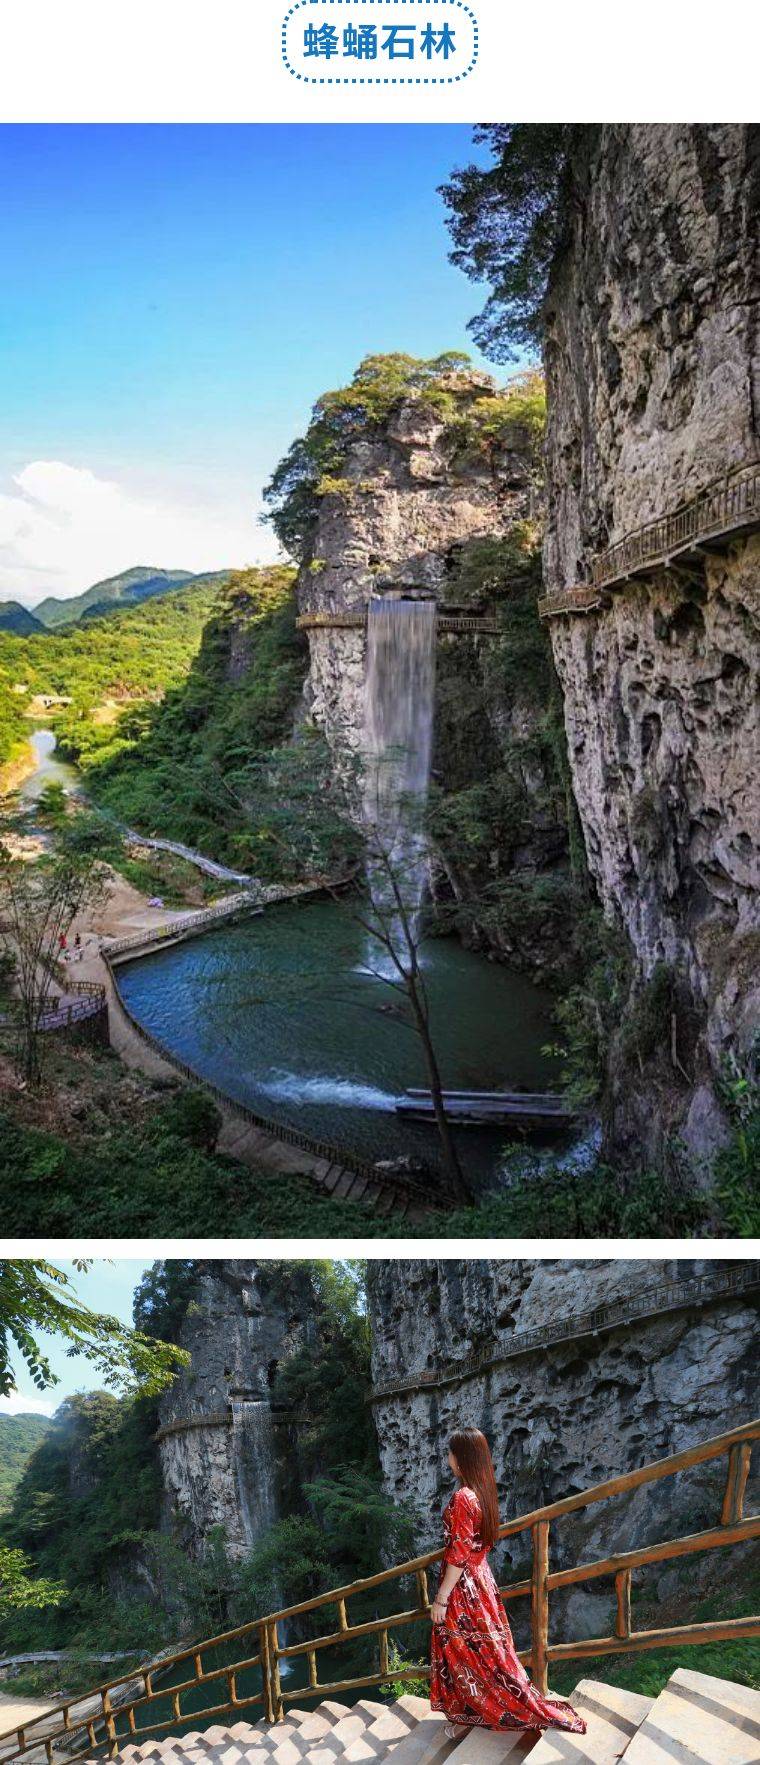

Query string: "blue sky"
[[0, 124, 498, 605], [1, 1260, 154, 1416]]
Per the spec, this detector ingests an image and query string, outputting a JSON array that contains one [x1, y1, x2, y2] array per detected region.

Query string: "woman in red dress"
[[430, 1428, 586, 1740]]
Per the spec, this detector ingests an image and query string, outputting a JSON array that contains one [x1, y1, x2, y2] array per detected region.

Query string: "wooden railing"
[[2, 1421, 756, 1761], [105, 894, 260, 959], [368, 1262, 760, 1403], [538, 459, 760, 618], [37, 996, 106, 1033]]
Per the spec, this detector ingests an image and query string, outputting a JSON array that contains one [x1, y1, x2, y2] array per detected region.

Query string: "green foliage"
[[0, 1544, 64, 1615], [0, 1414, 52, 1513], [269, 1259, 375, 1479], [0, 1390, 163, 1651], [35, 567, 228, 631], [0, 1261, 188, 1400], [84, 568, 306, 869], [0, 670, 28, 769], [549, 1574, 760, 1698], [158, 1088, 222, 1153], [132, 1261, 201, 1344], [380, 1640, 429, 1700], [440, 124, 587, 358], [429, 519, 578, 968], [548, 911, 633, 1105], [713, 1049, 760, 1235], [431, 1158, 710, 1239], [0, 580, 224, 767], [444, 372, 546, 465], [305, 1470, 416, 1582], [232, 1515, 330, 1621]]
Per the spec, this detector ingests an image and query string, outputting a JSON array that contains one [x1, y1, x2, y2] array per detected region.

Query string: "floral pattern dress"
[[430, 1486, 586, 1735]]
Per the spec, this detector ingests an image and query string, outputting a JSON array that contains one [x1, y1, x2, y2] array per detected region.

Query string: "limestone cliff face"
[[366, 1258, 759, 1636], [542, 125, 760, 1158], [157, 1262, 321, 1558], [298, 372, 528, 748], [296, 372, 570, 972]]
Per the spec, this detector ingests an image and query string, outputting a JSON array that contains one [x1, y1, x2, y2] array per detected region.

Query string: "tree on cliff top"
[[440, 125, 595, 359], [263, 351, 547, 562]]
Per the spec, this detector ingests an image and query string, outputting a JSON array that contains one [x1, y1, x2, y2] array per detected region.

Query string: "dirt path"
[[0, 1689, 54, 1743]]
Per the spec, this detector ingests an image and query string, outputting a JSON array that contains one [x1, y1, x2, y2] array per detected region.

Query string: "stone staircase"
[[70, 1670, 760, 1765]]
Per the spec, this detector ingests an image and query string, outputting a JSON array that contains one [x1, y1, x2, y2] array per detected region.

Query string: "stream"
[[16, 726, 81, 812]]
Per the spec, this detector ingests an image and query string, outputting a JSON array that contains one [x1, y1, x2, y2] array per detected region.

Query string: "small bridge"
[[1, 1420, 757, 1764], [538, 459, 760, 619]]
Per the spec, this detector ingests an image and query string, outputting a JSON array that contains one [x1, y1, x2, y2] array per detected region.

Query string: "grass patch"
[[549, 1578, 760, 1699]]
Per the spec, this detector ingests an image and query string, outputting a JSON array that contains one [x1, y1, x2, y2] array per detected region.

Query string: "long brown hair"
[[449, 1429, 500, 1548]]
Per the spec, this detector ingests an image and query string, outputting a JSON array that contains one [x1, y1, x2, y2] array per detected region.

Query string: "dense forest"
[[0, 1263, 415, 1675]]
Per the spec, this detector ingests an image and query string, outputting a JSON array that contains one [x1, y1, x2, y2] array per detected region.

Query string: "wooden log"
[[280, 1666, 432, 1708], [496, 1420, 760, 1539], [721, 1441, 752, 1525], [531, 1521, 550, 1697], [615, 1570, 631, 1639], [269, 1620, 284, 1724], [547, 1515, 759, 1589], [277, 1606, 425, 1660], [548, 1614, 760, 1662], [260, 1622, 274, 1726]]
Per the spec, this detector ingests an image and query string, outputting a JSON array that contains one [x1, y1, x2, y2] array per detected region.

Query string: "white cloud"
[[0, 1391, 57, 1417], [0, 460, 280, 607]]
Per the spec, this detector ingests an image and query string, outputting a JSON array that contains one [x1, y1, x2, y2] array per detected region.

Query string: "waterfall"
[[232, 1397, 280, 1550], [362, 597, 437, 974], [231, 1397, 290, 1660]]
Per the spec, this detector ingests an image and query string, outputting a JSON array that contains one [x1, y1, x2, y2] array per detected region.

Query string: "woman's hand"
[[430, 1598, 448, 1625]]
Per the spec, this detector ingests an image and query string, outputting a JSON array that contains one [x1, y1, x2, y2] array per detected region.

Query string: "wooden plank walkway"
[[396, 1087, 573, 1124]]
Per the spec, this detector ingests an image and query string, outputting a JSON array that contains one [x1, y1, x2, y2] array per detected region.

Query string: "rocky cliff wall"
[[296, 370, 571, 973], [542, 125, 760, 1159], [297, 372, 527, 749], [366, 1258, 759, 1638], [156, 1262, 321, 1558]]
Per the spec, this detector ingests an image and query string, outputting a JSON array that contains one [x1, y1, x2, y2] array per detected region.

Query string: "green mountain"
[[0, 1411, 52, 1512], [34, 567, 232, 630], [0, 600, 44, 635]]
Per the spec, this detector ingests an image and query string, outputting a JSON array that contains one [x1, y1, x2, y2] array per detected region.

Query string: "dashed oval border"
[[282, 0, 479, 85]]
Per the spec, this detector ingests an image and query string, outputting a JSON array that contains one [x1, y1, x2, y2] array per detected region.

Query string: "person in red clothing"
[[430, 1428, 586, 1740]]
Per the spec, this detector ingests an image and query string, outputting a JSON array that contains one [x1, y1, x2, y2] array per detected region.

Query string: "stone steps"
[[70, 1671, 760, 1765], [523, 1680, 653, 1762], [619, 1666, 760, 1763]]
